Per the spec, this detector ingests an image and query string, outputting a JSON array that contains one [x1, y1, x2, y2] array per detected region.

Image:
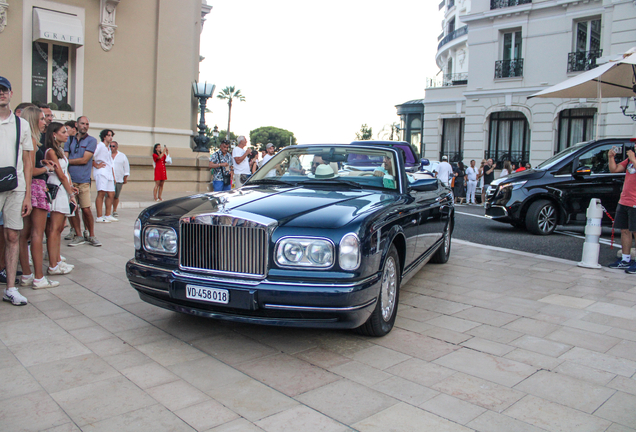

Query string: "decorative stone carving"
[[0, 1, 9, 33], [458, 49, 466, 67], [201, 0, 212, 31], [99, 0, 120, 51]]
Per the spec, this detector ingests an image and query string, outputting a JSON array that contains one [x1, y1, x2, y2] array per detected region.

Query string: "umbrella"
[[530, 48, 636, 99]]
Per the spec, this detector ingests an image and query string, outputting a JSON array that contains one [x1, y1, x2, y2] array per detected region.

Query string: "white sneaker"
[[59, 262, 74, 272], [48, 264, 72, 275], [32, 277, 60, 290], [20, 274, 34, 287], [3, 288, 28, 306], [60, 255, 67, 262], [95, 217, 111, 223], [105, 215, 119, 222]]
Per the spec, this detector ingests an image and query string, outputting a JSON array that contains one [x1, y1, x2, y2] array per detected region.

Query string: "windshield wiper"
[[300, 179, 363, 188], [248, 178, 297, 186]]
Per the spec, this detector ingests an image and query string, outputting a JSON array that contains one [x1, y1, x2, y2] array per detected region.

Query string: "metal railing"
[[438, 25, 468, 50], [484, 150, 530, 164], [426, 73, 468, 88], [441, 151, 464, 163], [495, 59, 524, 78], [439, 0, 445, 10], [490, 0, 531, 10], [567, 49, 603, 72], [448, 0, 455, 9]]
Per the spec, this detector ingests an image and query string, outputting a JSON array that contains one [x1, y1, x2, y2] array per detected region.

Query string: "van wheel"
[[526, 200, 557, 235], [355, 244, 400, 337]]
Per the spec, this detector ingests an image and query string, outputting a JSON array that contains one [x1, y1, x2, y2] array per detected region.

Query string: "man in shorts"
[[0, 76, 33, 305], [608, 146, 636, 272], [64, 116, 101, 246], [110, 140, 129, 217]]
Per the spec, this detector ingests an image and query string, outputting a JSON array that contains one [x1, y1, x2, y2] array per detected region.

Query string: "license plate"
[[185, 285, 229, 304]]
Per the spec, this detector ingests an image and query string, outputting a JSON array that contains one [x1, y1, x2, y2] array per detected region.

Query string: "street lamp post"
[[192, 81, 216, 152]]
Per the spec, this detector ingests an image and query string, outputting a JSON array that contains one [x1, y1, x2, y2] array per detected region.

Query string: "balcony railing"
[[490, 0, 531, 9], [439, 0, 445, 10], [448, 0, 455, 9], [441, 151, 464, 163], [438, 25, 468, 50], [567, 49, 603, 72], [484, 150, 530, 165], [426, 73, 468, 88], [495, 59, 524, 78]]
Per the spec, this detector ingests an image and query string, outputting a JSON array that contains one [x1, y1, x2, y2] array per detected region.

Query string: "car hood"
[[489, 169, 545, 187], [144, 186, 399, 229]]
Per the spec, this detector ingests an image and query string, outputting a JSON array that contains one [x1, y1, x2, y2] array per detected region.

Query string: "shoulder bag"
[[0, 114, 21, 192]]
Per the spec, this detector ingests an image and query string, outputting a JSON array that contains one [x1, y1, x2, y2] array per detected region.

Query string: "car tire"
[[356, 244, 400, 337], [525, 199, 557, 235], [431, 218, 452, 264]]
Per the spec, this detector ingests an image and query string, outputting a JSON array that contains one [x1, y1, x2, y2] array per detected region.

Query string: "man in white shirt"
[[232, 136, 252, 188], [94, 129, 116, 222], [465, 159, 479, 205], [435, 155, 454, 187], [110, 141, 130, 217], [0, 76, 33, 306], [261, 143, 277, 177]]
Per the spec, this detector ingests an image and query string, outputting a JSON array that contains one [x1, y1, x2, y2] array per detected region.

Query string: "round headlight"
[[283, 242, 304, 262], [146, 228, 161, 249], [161, 230, 178, 254], [134, 219, 141, 250], [308, 242, 332, 265]]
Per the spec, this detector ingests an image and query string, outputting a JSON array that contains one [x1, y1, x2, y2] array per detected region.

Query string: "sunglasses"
[[110, 145, 117, 148]]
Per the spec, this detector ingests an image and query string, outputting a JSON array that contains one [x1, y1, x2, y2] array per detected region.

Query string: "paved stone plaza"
[[1, 198, 635, 431]]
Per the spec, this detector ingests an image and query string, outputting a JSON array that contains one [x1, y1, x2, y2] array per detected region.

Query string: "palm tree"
[[216, 86, 245, 138]]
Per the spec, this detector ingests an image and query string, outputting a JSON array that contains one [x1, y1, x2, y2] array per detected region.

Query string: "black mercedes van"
[[485, 138, 636, 235]]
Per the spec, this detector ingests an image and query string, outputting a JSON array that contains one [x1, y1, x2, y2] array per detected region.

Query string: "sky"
[[198, 1, 443, 145]]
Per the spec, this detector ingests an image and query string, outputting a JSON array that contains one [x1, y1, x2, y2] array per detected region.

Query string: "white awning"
[[33, 8, 84, 46]]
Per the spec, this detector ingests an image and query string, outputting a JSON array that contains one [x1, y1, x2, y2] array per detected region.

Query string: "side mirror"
[[574, 166, 592, 176], [410, 178, 438, 192]]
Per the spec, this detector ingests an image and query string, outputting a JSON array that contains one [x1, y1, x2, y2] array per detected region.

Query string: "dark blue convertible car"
[[126, 144, 454, 336]]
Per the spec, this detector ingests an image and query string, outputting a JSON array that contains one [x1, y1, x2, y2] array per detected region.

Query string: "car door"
[[559, 142, 624, 223]]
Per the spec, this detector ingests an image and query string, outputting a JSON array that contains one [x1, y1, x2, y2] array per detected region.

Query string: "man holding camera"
[[608, 147, 636, 272], [209, 140, 234, 192]]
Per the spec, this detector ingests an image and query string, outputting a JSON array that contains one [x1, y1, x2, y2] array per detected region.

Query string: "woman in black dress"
[[454, 161, 466, 204]]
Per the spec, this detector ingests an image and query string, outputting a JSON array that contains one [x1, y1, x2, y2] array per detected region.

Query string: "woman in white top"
[[499, 161, 512, 178], [44, 122, 78, 275]]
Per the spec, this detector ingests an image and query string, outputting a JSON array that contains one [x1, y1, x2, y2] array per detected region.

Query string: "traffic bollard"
[[578, 198, 603, 269]]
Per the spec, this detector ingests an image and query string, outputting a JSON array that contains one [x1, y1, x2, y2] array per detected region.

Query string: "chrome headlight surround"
[[275, 237, 334, 269], [134, 218, 142, 250], [143, 225, 178, 255], [339, 233, 360, 271]]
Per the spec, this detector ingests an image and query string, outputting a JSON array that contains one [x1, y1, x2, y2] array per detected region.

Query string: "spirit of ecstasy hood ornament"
[[219, 196, 230, 213]]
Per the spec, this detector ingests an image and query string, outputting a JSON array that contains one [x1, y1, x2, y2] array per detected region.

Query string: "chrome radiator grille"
[[180, 223, 268, 277]]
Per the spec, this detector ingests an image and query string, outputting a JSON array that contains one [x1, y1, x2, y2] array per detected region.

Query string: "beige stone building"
[[0, 0, 213, 192]]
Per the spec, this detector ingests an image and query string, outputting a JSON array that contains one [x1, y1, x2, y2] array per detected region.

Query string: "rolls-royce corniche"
[[126, 144, 454, 336]]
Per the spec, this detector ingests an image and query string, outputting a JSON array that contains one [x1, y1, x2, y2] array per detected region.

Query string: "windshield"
[[536, 141, 591, 170], [248, 146, 399, 191]]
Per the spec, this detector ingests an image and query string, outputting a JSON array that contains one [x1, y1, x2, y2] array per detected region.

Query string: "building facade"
[[0, 0, 213, 191], [421, 0, 636, 168]]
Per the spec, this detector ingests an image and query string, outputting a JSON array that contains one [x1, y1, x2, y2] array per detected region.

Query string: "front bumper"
[[126, 259, 380, 329]]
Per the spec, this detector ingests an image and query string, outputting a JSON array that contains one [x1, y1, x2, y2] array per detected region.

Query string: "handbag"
[[222, 169, 231, 186], [0, 114, 21, 192], [165, 155, 173, 165], [46, 183, 60, 203]]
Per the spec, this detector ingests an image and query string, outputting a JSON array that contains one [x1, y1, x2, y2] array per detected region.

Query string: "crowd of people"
[[208, 137, 277, 192], [0, 76, 129, 305], [434, 156, 532, 205]]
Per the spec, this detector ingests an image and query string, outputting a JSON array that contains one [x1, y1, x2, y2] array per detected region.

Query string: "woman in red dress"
[[153, 143, 168, 201]]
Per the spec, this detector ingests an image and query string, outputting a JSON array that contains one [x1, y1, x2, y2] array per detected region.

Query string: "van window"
[[577, 144, 615, 174]]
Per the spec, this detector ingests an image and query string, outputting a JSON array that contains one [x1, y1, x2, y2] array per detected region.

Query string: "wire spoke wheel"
[[380, 256, 397, 322]]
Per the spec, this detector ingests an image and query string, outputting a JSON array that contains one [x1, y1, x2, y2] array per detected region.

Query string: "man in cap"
[[0, 76, 33, 305], [435, 155, 454, 187]]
